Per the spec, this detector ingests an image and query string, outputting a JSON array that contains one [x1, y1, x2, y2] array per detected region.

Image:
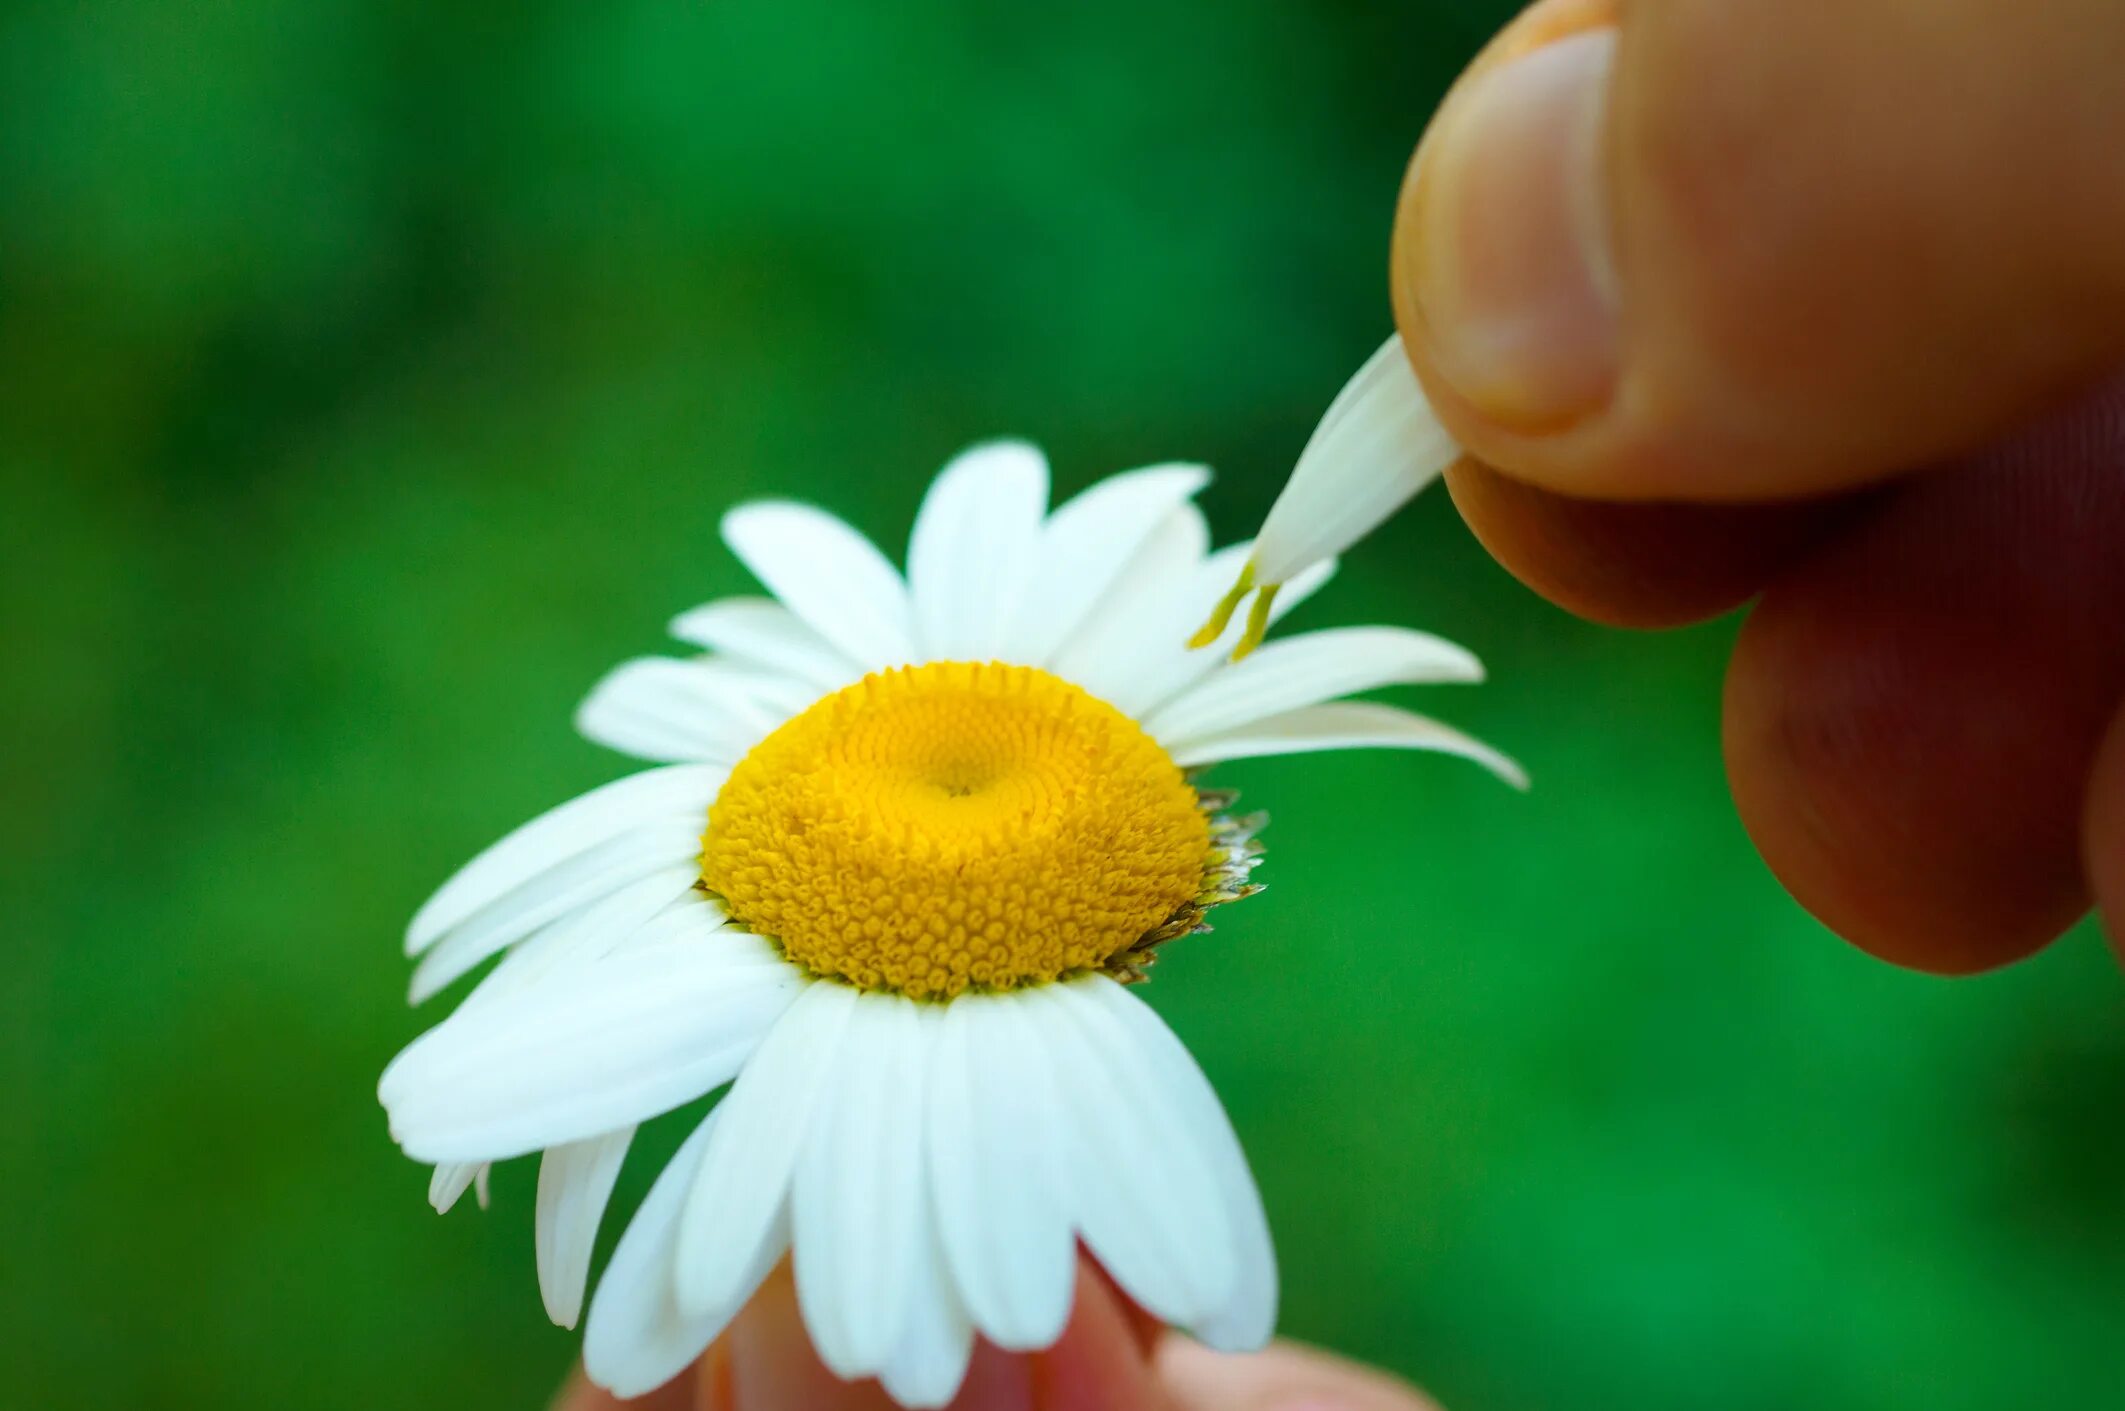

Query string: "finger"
[[726, 1265, 944, 1411], [1156, 1337, 1441, 1411], [1028, 1265, 1180, 1411], [1444, 455, 1856, 628], [1394, 0, 2125, 501], [1085, 1260, 1168, 1360], [548, 1359, 702, 1411], [722, 1258, 1168, 1411], [696, 1339, 733, 1411], [2084, 700, 2125, 962], [1723, 374, 2125, 971]]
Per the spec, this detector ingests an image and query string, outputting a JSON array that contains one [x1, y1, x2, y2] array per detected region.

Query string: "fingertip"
[[1723, 590, 2082, 974], [1720, 380, 2125, 971], [1084, 1258, 1168, 1358], [1155, 1337, 1441, 1411], [727, 1265, 907, 1410], [1393, 0, 1626, 474], [548, 1361, 702, 1411], [1030, 1264, 1177, 1411]]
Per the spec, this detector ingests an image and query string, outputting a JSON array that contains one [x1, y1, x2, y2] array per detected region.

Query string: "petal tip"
[[1488, 753, 1532, 791]]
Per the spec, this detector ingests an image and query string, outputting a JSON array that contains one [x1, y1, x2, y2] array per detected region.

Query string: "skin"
[[550, 1258, 1438, 1411], [1405, 0, 2125, 971], [552, 0, 2125, 1403]]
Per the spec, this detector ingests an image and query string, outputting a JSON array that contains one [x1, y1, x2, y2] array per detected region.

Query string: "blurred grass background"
[[6, 2, 2123, 1408]]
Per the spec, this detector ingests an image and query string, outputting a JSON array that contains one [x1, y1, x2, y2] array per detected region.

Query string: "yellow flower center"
[[700, 661, 1211, 999]]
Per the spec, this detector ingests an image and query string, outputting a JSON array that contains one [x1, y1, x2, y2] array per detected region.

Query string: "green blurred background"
[[7, 2, 2123, 1408]]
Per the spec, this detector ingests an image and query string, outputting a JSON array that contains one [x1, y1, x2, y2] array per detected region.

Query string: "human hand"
[[1398, 0, 2125, 971], [551, 1258, 1436, 1410]]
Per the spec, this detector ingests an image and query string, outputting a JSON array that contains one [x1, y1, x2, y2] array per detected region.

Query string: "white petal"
[[619, 888, 734, 952], [1171, 700, 1528, 787], [1252, 333, 1456, 587], [575, 658, 809, 765], [456, 868, 709, 1007], [411, 862, 700, 1006], [907, 441, 1050, 663], [536, 1125, 636, 1329], [674, 980, 855, 1315], [722, 502, 914, 670], [584, 1110, 757, 1399], [878, 1119, 976, 1409], [407, 764, 724, 956], [452, 912, 584, 1014], [926, 992, 1076, 1351], [1146, 625, 1483, 748], [428, 1161, 485, 1214], [474, 1164, 491, 1209], [668, 596, 863, 693], [1080, 977, 1277, 1350], [1045, 505, 1211, 708], [1114, 554, 1340, 721], [792, 992, 930, 1379], [404, 822, 707, 999], [381, 936, 803, 1163], [1030, 980, 1235, 1327], [1007, 462, 1213, 667]]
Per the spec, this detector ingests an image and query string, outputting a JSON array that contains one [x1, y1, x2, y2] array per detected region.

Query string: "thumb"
[[1394, 0, 2125, 500]]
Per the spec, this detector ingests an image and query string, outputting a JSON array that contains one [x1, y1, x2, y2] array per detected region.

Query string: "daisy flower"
[[1194, 334, 1462, 657], [379, 425, 1516, 1405]]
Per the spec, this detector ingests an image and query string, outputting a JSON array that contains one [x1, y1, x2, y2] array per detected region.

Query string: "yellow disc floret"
[[700, 661, 1211, 999]]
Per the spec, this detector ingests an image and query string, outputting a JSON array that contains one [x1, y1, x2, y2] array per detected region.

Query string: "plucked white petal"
[[1045, 505, 1211, 708], [406, 764, 724, 956], [668, 596, 862, 693], [428, 1161, 486, 1214], [1116, 554, 1340, 721], [1146, 625, 1483, 748], [475, 1164, 491, 1209], [1012, 462, 1212, 665], [907, 441, 1050, 663], [380, 936, 803, 1163], [878, 1111, 977, 1409], [583, 1110, 747, 1398], [536, 1125, 636, 1329], [1170, 700, 1528, 787], [403, 822, 708, 998], [792, 992, 930, 1379], [411, 862, 700, 1006], [1030, 980, 1235, 1327], [926, 992, 1076, 1351], [1080, 977, 1277, 1350], [722, 502, 914, 669], [575, 658, 810, 765], [1251, 334, 1457, 587], [673, 980, 854, 1315]]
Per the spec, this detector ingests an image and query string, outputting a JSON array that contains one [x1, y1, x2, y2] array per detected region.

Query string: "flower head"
[[379, 438, 1516, 1406]]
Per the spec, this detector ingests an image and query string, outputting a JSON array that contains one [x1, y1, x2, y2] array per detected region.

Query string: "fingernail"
[[1405, 26, 1620, 429]]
